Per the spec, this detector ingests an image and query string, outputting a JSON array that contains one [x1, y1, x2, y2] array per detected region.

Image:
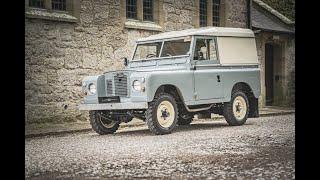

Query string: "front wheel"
[[89, 110, 120, 135], [223, 91, 249, 126], [145, 93, 178, 135]]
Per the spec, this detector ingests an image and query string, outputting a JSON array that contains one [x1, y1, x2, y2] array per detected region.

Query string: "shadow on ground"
[[89, 121, 255, 137]]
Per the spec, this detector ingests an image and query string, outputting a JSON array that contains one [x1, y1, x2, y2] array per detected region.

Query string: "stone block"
[[47, 70, 59, 84], [82, 52, 98, 69], [64, 49, 82, 69], [32, 72, 47, 85], [44, 57, 64, 69]]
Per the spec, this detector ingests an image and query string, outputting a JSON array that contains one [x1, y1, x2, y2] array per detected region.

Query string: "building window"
[[212, 0, 220, 26], [29, 0, 44, 8], [123, 0, 162, 31], [199, 0, 207, 27], [126, 0, 137, 19], [26, 0, 80, 22], [52, 0, 66, 11], [143, 0, 153, 21]]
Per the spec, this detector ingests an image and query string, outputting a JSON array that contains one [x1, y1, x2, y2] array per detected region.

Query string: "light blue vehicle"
[[79, 27, 261, 135]]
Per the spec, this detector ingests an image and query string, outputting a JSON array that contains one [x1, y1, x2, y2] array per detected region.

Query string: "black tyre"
[[145, 93, 179, 135], [223, 91, 249, 126], [177, 114, 193, 126], [89, 110, 120, 135]]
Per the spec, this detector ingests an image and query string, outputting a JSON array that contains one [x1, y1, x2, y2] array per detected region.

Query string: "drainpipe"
[[247, 0, 252, 29]]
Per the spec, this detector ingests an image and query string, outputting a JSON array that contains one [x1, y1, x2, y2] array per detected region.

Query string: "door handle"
[[217, 75, 221, 82]]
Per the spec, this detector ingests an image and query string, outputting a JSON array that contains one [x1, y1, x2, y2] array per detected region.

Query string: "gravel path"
[[25, 114, 295, 179]]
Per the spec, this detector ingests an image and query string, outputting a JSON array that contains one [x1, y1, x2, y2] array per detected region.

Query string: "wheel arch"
[[232, 82, 254, 95], [151, 84, 185, 103], [231, 82, 259, 118]]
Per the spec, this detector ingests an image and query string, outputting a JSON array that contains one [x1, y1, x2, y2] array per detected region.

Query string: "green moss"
[[262, 0, 295, 21]]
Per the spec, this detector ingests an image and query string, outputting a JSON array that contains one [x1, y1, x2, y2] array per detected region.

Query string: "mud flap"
[[249, 98, 259, 118]]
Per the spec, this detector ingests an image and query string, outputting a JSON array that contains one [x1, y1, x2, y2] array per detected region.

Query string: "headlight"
[[132, 80, 145, 92], [88, 83, 96, 95]]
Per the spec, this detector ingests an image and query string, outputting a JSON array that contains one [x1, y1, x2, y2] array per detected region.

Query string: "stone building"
[[251, 0, 295, 107], [25, 0, 295, 124]]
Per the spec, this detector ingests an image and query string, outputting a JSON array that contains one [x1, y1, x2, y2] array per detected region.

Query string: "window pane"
[[29, 0, 44, 8], [212, 0, 220, 26], [133, 42, 162, 60], [194, 38, 217, 61], [52, 0, 66, 11], [161, 39, 191, 57], [199, 0, 207, 27], [126, 0, 137, 19], [208, 39, 218, 60], [143, 0, 153, 21]]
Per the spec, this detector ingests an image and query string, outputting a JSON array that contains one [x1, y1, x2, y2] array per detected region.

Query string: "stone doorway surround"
[[256, 32, 292, 107], [251, 0, 295, 108]]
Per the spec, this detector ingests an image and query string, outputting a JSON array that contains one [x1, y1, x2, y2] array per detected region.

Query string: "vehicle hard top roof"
[[136, 27, 255, 43]]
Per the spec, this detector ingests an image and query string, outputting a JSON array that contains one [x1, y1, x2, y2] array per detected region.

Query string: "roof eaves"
[[252, 26, 295, 34], [253, 0, 294, 25]]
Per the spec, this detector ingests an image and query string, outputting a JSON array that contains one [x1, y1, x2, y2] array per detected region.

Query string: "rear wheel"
[[89, 110, 120, 135], [223, 91, 249, 126], [146, 93, 178, 135]]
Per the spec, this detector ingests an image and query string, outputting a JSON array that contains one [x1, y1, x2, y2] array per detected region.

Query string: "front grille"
[[106, 80, 113, 95], [114, 73, 128, 96]]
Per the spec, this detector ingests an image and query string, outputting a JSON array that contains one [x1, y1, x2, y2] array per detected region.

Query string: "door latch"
[[217, 75, 221, 82]]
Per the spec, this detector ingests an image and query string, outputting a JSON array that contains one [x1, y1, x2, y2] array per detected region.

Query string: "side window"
[[160, 39, 191, 57], [193, 38, 218, 61]]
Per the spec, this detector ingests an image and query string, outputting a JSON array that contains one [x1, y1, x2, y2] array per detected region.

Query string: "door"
[[192, 36, 223, 101], [272, 44, 284, 106], [265, 43, 284, 106]]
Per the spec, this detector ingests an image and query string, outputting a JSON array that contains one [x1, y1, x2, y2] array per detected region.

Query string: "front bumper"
[[78, 102, 148, 110]]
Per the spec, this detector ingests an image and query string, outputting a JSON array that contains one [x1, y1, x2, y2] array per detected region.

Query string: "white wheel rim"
[[98, 113, 117, 128], [157, 100, 175, 128], [232, 96, 247, 120]]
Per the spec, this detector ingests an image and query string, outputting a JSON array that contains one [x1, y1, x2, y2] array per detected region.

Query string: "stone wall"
[[25, 0, 249, 124], [163, 0, 195, 31], [254, 32, 295, 107], [285, 38, 295, 107], [225, 0, 248, 28]]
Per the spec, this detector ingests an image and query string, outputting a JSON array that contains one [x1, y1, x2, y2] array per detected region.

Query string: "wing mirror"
[[123, 57, 128, 66]]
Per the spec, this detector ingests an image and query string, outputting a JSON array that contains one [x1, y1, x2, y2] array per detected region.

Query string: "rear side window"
[[160, 39, 191, 57]]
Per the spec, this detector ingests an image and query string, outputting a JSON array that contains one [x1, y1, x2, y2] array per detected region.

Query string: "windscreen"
[[133, 42, 162, 61], [132, 37, 191, 61]]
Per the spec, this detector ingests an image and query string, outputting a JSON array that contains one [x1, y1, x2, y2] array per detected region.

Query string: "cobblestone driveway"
[[25, 114, 295, 179]]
